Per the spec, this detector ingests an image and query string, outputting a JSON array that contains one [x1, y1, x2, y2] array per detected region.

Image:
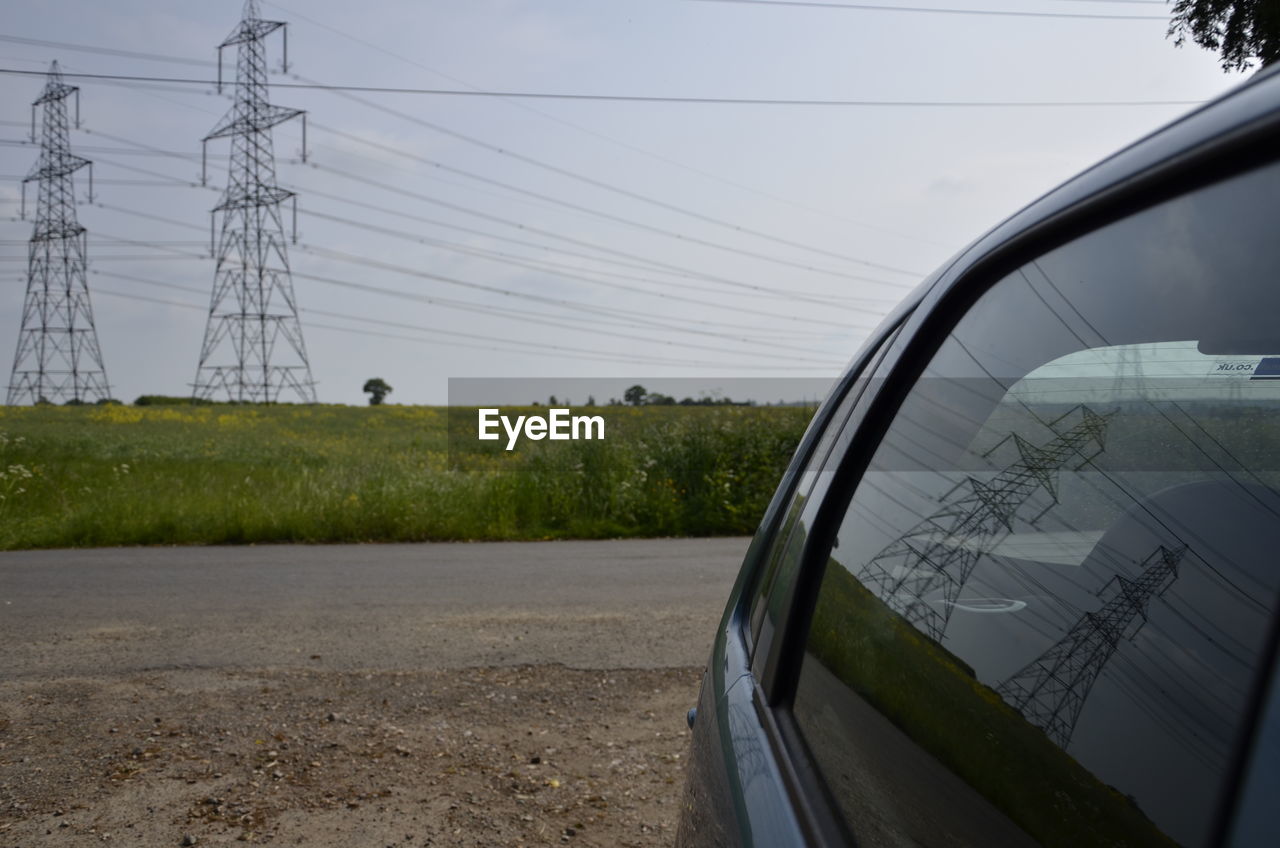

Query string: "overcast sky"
[[0, 0, 1249, 405]]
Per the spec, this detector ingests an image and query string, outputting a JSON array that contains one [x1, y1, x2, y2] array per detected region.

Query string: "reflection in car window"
[[748, 324, 904, 660], [792, 160, 1280, 847]]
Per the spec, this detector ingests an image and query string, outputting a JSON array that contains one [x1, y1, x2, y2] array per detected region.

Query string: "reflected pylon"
[[857, 406, 1110, 641], [997, 544, 1183, 747]]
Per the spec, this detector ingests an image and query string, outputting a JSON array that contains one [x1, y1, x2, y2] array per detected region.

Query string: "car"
[[676, 64, 1280, 848]]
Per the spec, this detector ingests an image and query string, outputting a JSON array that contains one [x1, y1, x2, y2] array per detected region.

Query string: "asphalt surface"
[[0, 538, 748, 680]]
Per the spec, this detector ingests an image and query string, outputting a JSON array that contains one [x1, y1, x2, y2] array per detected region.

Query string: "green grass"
[[0, 403, 812, 550]]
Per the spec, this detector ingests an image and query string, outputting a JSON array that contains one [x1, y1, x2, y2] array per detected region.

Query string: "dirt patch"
[[0, 665, 701, 847]]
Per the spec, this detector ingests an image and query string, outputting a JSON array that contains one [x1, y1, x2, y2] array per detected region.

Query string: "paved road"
[[0, 538, 748, 680]]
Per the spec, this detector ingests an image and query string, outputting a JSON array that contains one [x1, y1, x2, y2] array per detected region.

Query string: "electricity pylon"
[[997, 544, 1184, 748], [7, 62, 109, 406], [857, 405, 1110, 641], [192, 0, 315, 403]]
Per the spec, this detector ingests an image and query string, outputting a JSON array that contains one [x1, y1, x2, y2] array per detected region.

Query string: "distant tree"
[[647, 392, 676, 406], [624, 384, 647, 406], [586, 395, 596, 406], [95, 397, 122, 405], [549, 395, 558, 405], [1169, 1, 1280, 71], [63, 398, 86, 406], [362, 377, 393, 406]]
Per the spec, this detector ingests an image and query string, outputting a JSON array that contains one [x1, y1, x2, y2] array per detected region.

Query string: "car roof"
[[885, 63, 1280, 326]]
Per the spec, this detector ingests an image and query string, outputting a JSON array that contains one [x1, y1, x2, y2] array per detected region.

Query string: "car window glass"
[[748, 325, 903, 659], [1226, 640, 1280, 848], [791, 160, 1280, 848]]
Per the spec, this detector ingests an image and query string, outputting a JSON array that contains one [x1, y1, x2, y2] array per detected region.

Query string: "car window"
[[789, 159, 1280, 848], [747, 323, 904, 663]]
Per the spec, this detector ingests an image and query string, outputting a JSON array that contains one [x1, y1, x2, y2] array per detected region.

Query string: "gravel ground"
[[0, 540, 744, 846], [0, 664, 701, 847]]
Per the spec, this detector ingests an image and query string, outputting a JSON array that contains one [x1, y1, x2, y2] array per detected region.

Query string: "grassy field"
[[0, 403, 812, 550]]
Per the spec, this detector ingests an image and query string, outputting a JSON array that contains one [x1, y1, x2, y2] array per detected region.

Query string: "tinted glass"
[[792, 160, 1280, 848], [748, 324, 903, 659]]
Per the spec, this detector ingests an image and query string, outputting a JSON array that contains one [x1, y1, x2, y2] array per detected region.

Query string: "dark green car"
[[677, 64, 1280, 848]]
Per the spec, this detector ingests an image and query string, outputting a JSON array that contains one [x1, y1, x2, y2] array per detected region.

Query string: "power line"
[[306, 119, 922, 279], [295, 206, 883, 328], [0, 239, 203, 246], [301, 160, 912, 296], [91, 231, 209, 258], [297, 244, 847, 365], [292, 74, 937, 283], [55, 57, 236, 122], [71, 118, 921, 294], [0, 34, 216, 67], [90, 283, 839, 372], [72, 160, 886, 339], [94, 267, 819, 345], [93, 201, 207, 232], [296, 182, 896, 305], [87, 247, 848, 363], [89, 154, 218, 187], [294, 263, 842, 361], [1, 75, 897, 365], [88, 146, 909, 308], [68, 219, 850, 367], [82, 150, 892, 308], [0, 67, 1200, 108], [84, 198, 865, 341], [0, 136, 226, 161], [84, 126, 231, 162], [264, 0, 949, 251], [307, 160, 915, 300], [0, 174, 191, 187], [687, 0, 1167, 21], [90, 127, 585, 216], [0, 254, 202, 262], [304, 318, 837, 371]]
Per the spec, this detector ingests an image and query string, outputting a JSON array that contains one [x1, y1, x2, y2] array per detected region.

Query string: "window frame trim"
[[736, 314, 915, 661]]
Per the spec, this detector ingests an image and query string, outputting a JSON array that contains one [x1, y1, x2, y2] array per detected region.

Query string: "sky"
[[0, 0, 1251, 405]]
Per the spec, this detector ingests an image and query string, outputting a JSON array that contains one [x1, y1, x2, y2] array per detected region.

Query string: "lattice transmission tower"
[[856, 405, 1110, 641], [6, 61, 109, 406], [192, 0, 315, 403], [997, 544, 1184, 748]]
